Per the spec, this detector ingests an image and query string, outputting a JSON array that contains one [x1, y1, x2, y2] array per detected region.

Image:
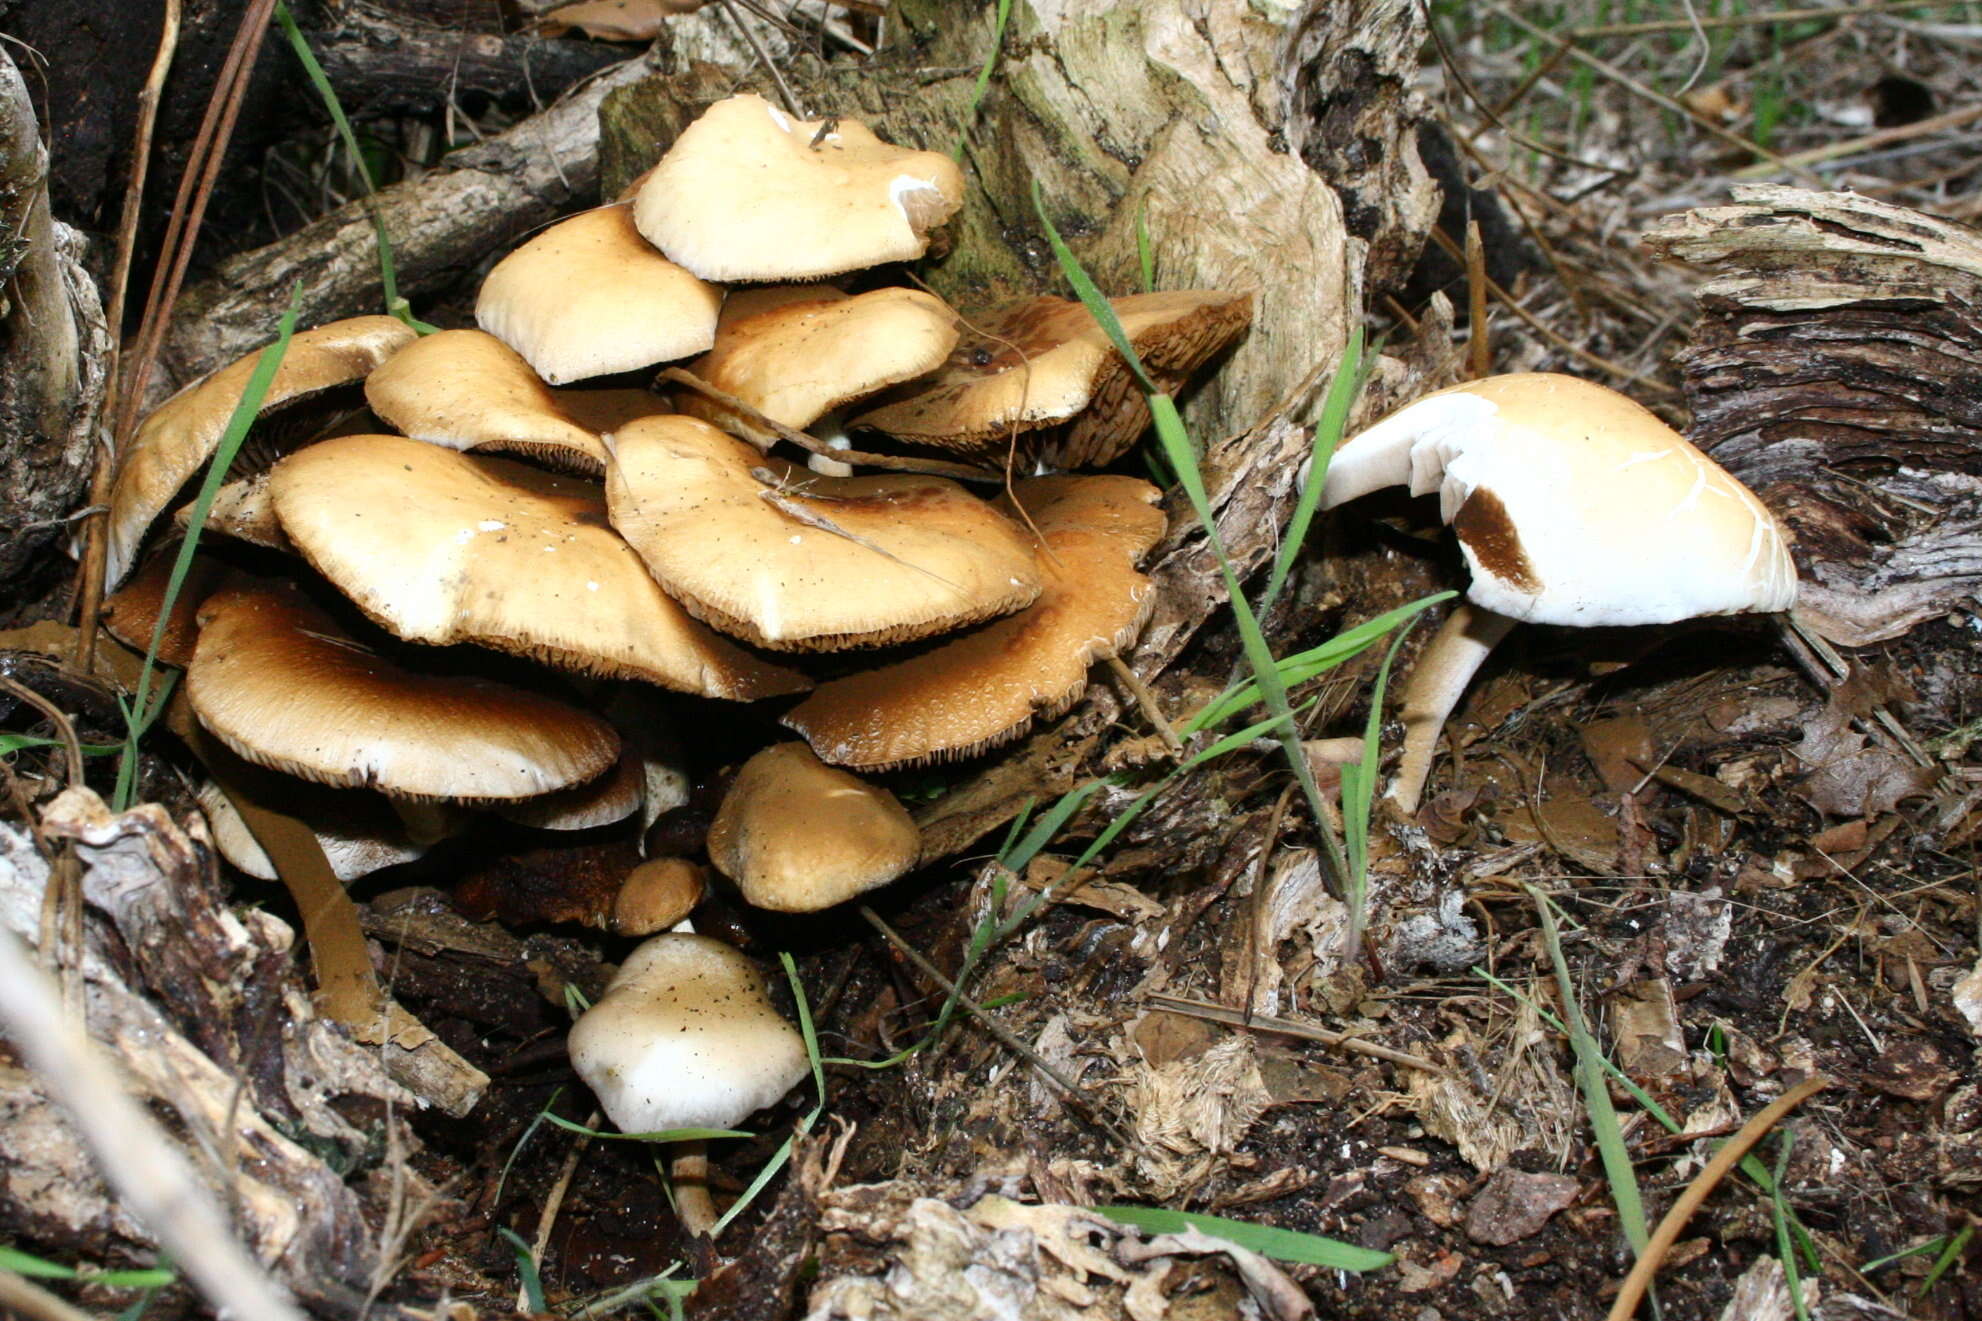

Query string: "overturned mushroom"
[[605, 415, 1039, 651], [1316, 372, 1798, 814], [633, 93, 963, 282], [706, 742, 919, 912], [475, 203, 722, 385], [269, 433, 808, 699], [785, 475, 1167, 769], [106, 315, 416, 587], [853, 291, 1252, 469]]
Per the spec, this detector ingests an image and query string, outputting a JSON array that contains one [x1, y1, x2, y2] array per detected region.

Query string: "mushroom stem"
[[1388, 602, 1516, 816], [670, 1140, 721, 1239]]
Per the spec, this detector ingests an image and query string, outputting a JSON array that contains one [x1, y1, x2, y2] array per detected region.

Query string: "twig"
[[1733, 102, 1982, 180], [721, 0, 801, 118], [1104, 656, 1184, 756], [521, 1110, 597, 1311], [1142, 993, 1446, 1074], [1464, 218, 1489, 380], [0, 926, 309, 1321], [0, 1272, 99, 1321], [1605, 1076, 1829, 1321], [1570, 0, 1950, 38], [857, 903, 1138, 1150], [658, 368, 999, 483], [74, 0, 181, 667], [0, 675, 83, 788]]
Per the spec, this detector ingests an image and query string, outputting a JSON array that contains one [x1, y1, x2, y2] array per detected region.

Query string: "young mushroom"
[[706, 742, 919, 912], [567, 932, 809, 1235], [1316, 372, 1798, 814]]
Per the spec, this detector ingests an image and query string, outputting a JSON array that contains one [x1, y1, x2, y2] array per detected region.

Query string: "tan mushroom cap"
[[364, 329, 674, 473], [605, 415, 1040, 651], [174, 471, 292, 553], [476, 204, 723, 386], [107, 315, 416, 588], [493, 747, 646, 831], [785, 475, 1167, 770], [633, 93, 964, 282], [187, 579, 620, 801], [613, 857, 707, 936], [852, 291, 1253, 469], [196, 779, 429, 883], [269, 433, 808, 699], [677, 287, 958, 446], [100, 545, 229, 670], [706, 743, 918, 912]]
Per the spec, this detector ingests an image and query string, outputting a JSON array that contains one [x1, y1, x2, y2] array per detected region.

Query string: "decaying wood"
[[0, 47, 105, 599], [158, 47, 667, 391], [1644, 184, 1982, 646], [303, 7, 627, 118], [0, 789, 407, 1307]]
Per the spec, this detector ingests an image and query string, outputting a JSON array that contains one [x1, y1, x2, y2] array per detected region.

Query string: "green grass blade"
[[496, 1227, 546, 1313], [1340, 626, 1412, 949], [1920, 1222, 1974, 1299], [1770, 1131, 1811, 1321], [541, 1114, 749, 1143], [1096, 1206, 1393, 1272], [953, 0, 1014, 160], [0, 735, 119, 758], [1532, 890, 1650, 1258], [496, 1086, 563, 1207], [114, 285, 303, 810], [272, 2, 436, 333], [1261, 324, 1362, 611]]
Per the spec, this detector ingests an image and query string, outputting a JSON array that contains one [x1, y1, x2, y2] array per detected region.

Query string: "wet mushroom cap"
[[100, 546, 230, 670], [106, 315, 416, 588], [705, 743, 919, 912], [1318, 372, 1798, 625], [852, 291, 1253, 468], [605, 415, 1040, 651], [784, 475, 1167, 770], [567, 932, 810, 1133], [186, 579, 620, 801], [268, 433, 809, 699], [363, 328, 671, 473], [612, 857, 708, 936], [474, 203, 722, 386], [633, 93, 964, 282], [678, 287, 959, 445]]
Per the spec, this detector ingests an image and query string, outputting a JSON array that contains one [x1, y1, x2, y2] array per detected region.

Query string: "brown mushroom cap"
[[613, 857, 707, 936], [605, 415, 1040, 651], [364, 329, 674, 474], [475, 203, 723, 386], [852, 291, 1253, 468], [174, 471, 292, 553], [493, 747, 646, 831], [677, 287, 959, 445], [106, 316, 416, 588], [785, 475, 1167, 769], [633, 93, 964, 282], [268, 433, 809, 699], [187, 579, 620, 801], [705, 743, 918, 912], [100, 545, 229, 670]]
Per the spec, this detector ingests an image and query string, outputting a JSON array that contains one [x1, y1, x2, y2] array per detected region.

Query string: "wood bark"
[[1644, 184, 1982, 646], [0, 46, 104, 606]]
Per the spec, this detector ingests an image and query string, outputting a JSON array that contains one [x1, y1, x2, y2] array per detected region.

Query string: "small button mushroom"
[[706, 743, 919, 912]]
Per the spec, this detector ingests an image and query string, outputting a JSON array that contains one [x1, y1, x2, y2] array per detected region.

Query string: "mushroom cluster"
[[97, 94, 1253, 1155]]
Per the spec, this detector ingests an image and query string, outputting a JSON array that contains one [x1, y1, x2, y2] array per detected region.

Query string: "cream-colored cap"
[[633, 94, 963, 281], [268, 433, 809, 699], [475, 204, 722, 385], [605, 415, 1040, 651], [1319, 373, 1798, 625]]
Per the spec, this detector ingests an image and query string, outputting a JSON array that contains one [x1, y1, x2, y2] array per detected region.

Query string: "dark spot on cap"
[[1452, 487, 1541, 595]]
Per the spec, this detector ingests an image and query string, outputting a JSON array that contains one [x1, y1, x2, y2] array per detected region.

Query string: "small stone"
[[1463, 1167, 1581, 1246]]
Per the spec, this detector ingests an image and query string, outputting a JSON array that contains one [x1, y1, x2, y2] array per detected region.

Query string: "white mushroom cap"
[[633, 94, 963, 282], [1319, 373, 1798, 626], [567, 933, 809, 1134]]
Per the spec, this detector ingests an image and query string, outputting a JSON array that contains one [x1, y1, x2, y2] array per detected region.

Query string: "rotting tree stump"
[[1646, 183, 1982, 648]]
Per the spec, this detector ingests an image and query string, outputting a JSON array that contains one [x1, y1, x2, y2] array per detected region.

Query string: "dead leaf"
[[1791, 701, 1936, 816], [535, 0, 705, 40], [1581, 715, 1654, 795], [1463, 1168, 1580, 1246], [1610, 979, 1686, 1080]]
